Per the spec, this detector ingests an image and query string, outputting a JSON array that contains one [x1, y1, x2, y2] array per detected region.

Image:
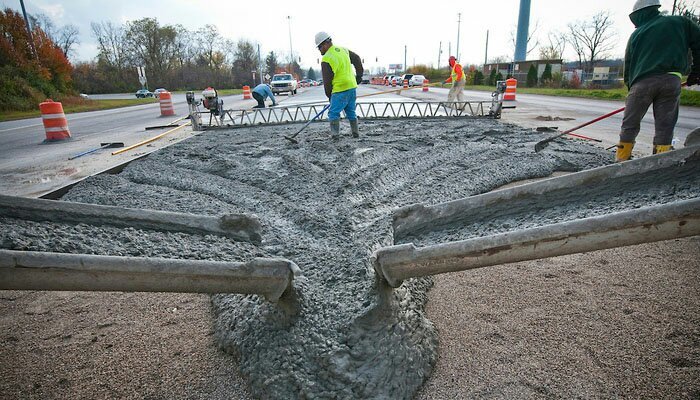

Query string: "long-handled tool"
[[283, 104, 331, 144], [534, 107, 626, 152], [68, 142, 124, 160]]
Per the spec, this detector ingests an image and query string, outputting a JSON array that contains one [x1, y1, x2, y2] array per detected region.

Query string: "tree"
[[567, 11, 617, 73], [231, 39, 258, 87], [539, 31, 566, 60], [486, 68, 497, 86], [265, 51, 279, 79], [540, 64, 552, 84], [473, 70, 484, 85], [307, 67, 317, 80], [526, 64, 538, 87], [674, 0, 700, 23], [124, 18, 179, 85], [57, 25, 79, 59], [91, 21, 127, 68]]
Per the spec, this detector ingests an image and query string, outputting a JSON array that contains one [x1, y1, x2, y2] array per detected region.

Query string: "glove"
[[687, 72, 700, 86], [356, 75, 362, 84]]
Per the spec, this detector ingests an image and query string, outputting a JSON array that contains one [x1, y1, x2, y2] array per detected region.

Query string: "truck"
[[271, 73, 298, 95]]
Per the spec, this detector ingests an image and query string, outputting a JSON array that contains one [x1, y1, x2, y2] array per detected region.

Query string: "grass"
[[0, 89, 246, 122], [0, 97, 158, 122], [432, 83, 700, 107]]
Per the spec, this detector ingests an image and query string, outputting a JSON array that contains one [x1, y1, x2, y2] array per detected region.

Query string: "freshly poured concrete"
[[1, 118, 623, 399]]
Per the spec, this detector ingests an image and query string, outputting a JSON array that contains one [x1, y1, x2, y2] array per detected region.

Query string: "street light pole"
[[456, 13, 461, 61], [287, 16, 294, 66]]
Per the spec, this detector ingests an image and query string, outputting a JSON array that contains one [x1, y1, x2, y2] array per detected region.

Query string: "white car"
[[271, 73, 298, 95], [153, 88, 168, 98], [409, 75, 426, 86]]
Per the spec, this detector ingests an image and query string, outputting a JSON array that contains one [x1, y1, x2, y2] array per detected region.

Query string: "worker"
[[251, 83, 276, 109], [315, 31, 364, 138], [616, 0, 700, 162], [443, 56, 465, 107]]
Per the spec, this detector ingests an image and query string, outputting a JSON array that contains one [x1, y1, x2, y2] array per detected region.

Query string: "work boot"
[[653, 144, 672, 154], [350, 119, 359, 138], [330, 120, 340, 137], [615, 141, 634, 162]]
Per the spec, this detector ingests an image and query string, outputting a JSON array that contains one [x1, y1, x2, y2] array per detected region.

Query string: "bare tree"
[[674, 0, 700, 23], [91, 21, 127, 68], [57, 24, 79, 58], [489, 55, 511, 64], [567, 11, 617, 73], [539, 31, 566, 60], [509, 20, 541, 59]]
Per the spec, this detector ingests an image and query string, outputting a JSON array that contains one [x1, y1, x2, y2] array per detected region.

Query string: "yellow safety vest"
[[322, 45, 357, 93]]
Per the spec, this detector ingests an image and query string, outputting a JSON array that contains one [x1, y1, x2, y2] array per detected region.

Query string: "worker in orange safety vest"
[[443, 55, 465, 106]]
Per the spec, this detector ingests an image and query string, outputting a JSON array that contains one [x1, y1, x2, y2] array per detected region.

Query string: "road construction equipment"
[[68, 142, 124, 160], [534, 107, 626, 152], [0, 194, 263, 244], [284, 104, 331, 144], [0, 249, 299, 302], [374, 146, 700, 288]]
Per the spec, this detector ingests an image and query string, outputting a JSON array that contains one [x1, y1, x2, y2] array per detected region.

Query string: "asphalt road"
[[1, 85, 698, 197]]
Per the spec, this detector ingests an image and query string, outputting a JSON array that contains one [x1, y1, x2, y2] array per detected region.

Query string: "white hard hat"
[[314, 32, 331, 47], [631, 0, 661, 13]]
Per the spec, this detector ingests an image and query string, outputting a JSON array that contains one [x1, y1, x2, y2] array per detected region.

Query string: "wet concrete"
[[1, 118, 616, 399]]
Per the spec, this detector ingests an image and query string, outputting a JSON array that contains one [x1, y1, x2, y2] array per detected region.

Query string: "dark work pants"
[[620, 74, 681, 145], [252, 92, 265, 108]]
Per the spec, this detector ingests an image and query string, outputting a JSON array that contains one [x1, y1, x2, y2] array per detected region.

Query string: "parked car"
[[153, 88, 168, 98], [361, 74, 370, 84], [400, 74, 414, 85], [79, 93, 90, 99], [409, 74, 426, 86], [135, 89, 153, 98], [271, 73, 298, 95]]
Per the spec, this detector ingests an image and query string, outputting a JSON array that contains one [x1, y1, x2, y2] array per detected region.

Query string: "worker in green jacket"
[[315, 31, 364, 138], [616, 0, 700, 161]]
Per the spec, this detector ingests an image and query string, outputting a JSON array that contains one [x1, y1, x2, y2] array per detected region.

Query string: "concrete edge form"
[[392, 146, 700, 239], [0, 250, 299, 302], [0, 194, 263, 244], [374, 198, 700, 288]]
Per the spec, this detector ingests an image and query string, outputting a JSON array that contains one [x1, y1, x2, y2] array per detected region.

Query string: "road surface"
[[0, 85, 698, 197]]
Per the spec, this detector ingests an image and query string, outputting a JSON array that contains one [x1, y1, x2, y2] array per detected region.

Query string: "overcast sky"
[[2, 0, 696, 72]]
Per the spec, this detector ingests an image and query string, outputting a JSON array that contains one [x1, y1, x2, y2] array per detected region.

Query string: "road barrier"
[[159, 91, 175, 116], [243, 85, 252, 100], [504, 78, 517, 101], [40, 99, 71, 142], [423, 79, 429, 92], [403, 79, 409, 89]]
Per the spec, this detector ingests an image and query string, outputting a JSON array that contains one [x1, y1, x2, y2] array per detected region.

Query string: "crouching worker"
[[252, 83, 277, 109], [315, 31, 364, 138]]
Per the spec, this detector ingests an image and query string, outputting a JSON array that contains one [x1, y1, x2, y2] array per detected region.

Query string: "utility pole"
[[19, 0, 37, 59], [672, 0, 678, 14], [287, 16, 294, 65], [257, 43, 263, 84], [437, 41, 442, 70], [404, 45, 407, 74], [484, 30, 489, 67], [456, 13, 461, 61]]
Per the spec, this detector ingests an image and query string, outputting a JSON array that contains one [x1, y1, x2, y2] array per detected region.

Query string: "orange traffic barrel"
[[391, 79, 396, 87], [243, 86, 252, 100], [158, 91, 175, 116], [403, 79, 408, 89], [385, 78, 389, 86], [423, 79, 429, 92], [504, 78, 518, 101], [40, 99, 71, 141]]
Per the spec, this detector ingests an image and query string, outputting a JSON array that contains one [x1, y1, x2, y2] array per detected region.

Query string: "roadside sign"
[[264, 73, 271, 80], [138, 76, 146, 85]]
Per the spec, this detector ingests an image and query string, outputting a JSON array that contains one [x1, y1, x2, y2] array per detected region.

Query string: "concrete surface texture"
[[0, 117, 697, 399]]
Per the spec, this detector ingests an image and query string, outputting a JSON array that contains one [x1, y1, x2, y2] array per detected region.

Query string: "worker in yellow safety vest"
[[443, 56, 466, 106], [315, 31, 364, 138]]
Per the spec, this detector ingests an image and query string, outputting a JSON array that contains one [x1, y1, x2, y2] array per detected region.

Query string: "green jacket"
[[624, 7, 700, 88]]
